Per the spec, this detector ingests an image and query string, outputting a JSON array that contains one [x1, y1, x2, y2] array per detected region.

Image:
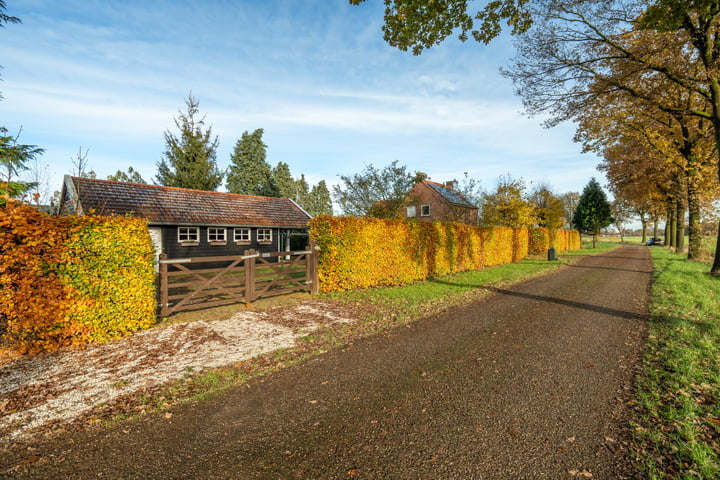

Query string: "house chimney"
[[445, 181, 455, 189]]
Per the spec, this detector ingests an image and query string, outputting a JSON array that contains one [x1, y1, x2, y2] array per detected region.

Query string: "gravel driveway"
[[1, 245, 651, 479]]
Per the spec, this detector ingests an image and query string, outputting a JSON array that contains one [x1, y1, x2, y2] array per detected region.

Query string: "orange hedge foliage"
[[0, 202, 156, 353], [309, 215, 581, 293]]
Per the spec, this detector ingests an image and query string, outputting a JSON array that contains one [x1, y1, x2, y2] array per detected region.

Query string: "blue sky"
[[2, 0, 604, 209]]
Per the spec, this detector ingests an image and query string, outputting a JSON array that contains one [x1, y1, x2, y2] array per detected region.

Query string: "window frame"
[[178, 226, 199, 245], [207, 227, 227, 245], [257, 228, 273, 244], [406, 205, 417, 218], [233, 228, 251, 244], [420, 204, 431, 217]]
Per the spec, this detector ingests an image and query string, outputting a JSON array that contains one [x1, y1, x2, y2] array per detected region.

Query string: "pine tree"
[[295, 174, 310, 205], [1, 127, 44, 205], [572, 178, 614, 248], [273, 161, 296, 199], [226, 129, 277, 197], [155, 94, 223, 191], [304, 180, 333, 216]]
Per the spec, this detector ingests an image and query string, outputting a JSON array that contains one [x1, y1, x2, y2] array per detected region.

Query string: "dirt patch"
[[0, 300, 357, 444]]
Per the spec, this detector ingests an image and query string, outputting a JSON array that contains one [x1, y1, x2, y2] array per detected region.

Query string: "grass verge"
[[634, 247, 720, 479]]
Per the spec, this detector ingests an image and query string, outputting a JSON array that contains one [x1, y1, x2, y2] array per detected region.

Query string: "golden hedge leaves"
[[0, 202, 156, 353], [310, 216, 581, 293]]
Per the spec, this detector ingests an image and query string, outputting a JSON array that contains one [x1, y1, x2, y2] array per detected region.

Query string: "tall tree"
[[304, 180, 333, 217], [355, 0, 720, 271], [155, 94, 222, 191], [481, 174, 536, 227], [573, 178, 613, 248], [529, 182, 565, 229], [332, 160, 423, 217], [295, 174, 310, 206], [272, 161, 296, 199], [107, 167, 147, 184], [611, 198, 634, 243], [0, 127, 44, 205], [559, 191, 580, 229], [500, 1, 720, 272], [226, 129, 277, 197]]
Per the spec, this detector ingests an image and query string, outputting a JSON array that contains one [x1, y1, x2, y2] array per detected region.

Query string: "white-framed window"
[[178, 227, 199, 244], [257, 228, 272, 243], [234, 228, 251, 243], [407, 205, 417, 217], [421, 205, 431, 216], [208, 227, 226, 244]]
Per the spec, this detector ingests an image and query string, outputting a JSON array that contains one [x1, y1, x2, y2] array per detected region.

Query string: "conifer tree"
[[226, 129, 277, 197], [572, 178, 613, 248], [304, 180, 333, 216], [273, 161, 296, 199], [0, 127, 44, 205], [155, 94, 223, 191], [295, 174, 310, 205]]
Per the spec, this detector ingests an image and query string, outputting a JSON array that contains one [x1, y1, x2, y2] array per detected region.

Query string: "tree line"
[[349, 0, 720, 275], [332, 160, 615, 247], [151, 94, 332, 217]]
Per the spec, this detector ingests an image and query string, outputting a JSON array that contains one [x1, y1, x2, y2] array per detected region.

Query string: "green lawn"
[[634, 247, 720, 479]]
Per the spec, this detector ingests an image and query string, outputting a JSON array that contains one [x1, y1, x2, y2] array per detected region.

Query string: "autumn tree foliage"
[[481, 175, 536, 228], [355, 0, 720, 272], [528, 182, 565, 230]]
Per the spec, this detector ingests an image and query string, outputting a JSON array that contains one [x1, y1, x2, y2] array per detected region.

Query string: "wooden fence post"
[[244, 249, 256, 304], [307, 242, 320, 295], [159, 253, 169, 317]]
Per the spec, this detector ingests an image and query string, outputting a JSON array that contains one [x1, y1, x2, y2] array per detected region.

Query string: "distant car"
[[646, 237, 663, 246]]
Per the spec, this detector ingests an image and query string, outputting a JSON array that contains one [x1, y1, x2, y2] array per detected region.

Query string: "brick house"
[[58, 176, 312, 265], [404, 180, 479, 225]]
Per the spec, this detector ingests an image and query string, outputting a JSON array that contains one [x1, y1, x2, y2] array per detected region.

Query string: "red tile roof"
[[66, 177, 311, 228]]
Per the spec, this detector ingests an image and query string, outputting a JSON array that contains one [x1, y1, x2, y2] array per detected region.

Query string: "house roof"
[[62, 176, 311, 228], [424, 181, 477, 209]]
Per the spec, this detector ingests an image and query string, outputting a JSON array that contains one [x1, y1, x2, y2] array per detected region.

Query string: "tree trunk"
[[675, 200, 685, 253], [706, 77, 720, 274], [667, 208, 676, 250], [640, 212, 648, 244], [687, 178, 702, 260]]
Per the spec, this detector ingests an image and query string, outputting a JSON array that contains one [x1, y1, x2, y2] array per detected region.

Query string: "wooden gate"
[[158, 244, 319, 317]]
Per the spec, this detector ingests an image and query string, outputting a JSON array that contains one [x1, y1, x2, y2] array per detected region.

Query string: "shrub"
[[0, 201, 156, 353], [310, 215, 579, 293]]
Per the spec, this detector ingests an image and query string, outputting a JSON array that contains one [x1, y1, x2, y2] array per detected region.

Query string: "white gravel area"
[[0, 301, 357, 443]]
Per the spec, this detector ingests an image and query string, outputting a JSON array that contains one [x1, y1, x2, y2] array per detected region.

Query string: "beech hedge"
[[309, 216, 581, 293], [0, 202, 156, 353]]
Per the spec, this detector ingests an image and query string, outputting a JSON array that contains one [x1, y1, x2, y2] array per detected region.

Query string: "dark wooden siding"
[[161, 226, 292, 259]]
